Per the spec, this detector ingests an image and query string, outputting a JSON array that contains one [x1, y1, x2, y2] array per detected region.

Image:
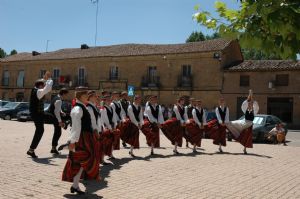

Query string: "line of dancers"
[[61, 87, 259, 194]]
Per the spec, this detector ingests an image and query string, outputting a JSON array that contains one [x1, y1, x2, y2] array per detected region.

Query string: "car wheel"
[[4, 115, 11, 120], [256, 132, 265, 143]]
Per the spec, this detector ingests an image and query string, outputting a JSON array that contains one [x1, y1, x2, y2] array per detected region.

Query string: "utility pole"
[[46, 40, 51, 52]]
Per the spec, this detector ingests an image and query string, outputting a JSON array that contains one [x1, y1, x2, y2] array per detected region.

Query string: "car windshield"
[[3, 102, 19, 109]]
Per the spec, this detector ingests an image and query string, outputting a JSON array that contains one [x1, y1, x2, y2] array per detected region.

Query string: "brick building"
[[0, 39, 299, 127]]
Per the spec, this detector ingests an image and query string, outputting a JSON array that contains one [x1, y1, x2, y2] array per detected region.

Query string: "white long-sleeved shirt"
[[54, 95, 62, 122], [128, 103, 144, 127], [144, 101, 150, 117], [192, 107, 207, 127], [69, 100, 85, 144], [241, 100, 259, 115], [145, 104, 164, 124], [215, 106, 230, 124], [100, 105, 117, 130], [87, 102, 102, 133], [110, 101, 122, 122], [173, 104, 185, 124], [36, 79, 53, 100]]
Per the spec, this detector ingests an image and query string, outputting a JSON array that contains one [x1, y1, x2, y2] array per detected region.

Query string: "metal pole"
[[93, 0, 99, 46], [46, 40, 50, 52]]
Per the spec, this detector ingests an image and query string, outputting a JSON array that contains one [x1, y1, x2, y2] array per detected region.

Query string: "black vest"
[[87, 103, 100, 124], [132, 104, 141, 122], [172, 105, 184, 120], [29, 88, 44, 116], [186, 105, 194, 119], [149, 104, 159, 120], [48, 95, 61, 115], [195, 108, 204, 123], [218, 106, 227, 123], [105, 106, 114, 127], [245, 110, 254, 121], [113, 102, 122, 120], [120, 99, 129, 116], [75, 103, 93, 133]]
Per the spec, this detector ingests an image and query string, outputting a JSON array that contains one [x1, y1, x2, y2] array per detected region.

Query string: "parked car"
[[0, 102, 29, 120], [0, 100, 9, 108], [238, 114, 288, 142], [17, 103, 50, 122]]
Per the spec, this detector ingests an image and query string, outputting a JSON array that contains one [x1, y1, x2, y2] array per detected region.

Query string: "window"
[[40, 70, 46, 78], [52, 69, 60, 86], [275, 74, 289, 86], [240, 75, 250, 87], [17, 70, 25, 88], [182, 65, 192, 77], [109, 66, 119, 80], [2, 70, 9, 86], [78, 67, 85, 86], [148, 66, 157, 82]]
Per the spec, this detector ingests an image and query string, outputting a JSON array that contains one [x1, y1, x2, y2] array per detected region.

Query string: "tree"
[[10, 49, 17, 56], [186, 31, 206, 42], [193, 1, 300, 60], [242, 48, 281, 60], [0, 48, 6, 58]]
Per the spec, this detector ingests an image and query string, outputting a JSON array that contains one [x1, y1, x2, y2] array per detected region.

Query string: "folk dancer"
[[214, 97, 229, 153], [161, 97, 185, 155], [142, 95, 164, 155], [27, 71, 53, 158], [62, 87, 100, 195]]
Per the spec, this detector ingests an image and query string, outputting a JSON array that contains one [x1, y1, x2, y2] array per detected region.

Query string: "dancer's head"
[[59, 88, 69, 100], [134, 95, 142, 105], [111, 91, 120, 101], [219, 97, 225, 106], [177, 97, 185, 106], [87, 90, 98, 104], [75, 87, 89, 104]]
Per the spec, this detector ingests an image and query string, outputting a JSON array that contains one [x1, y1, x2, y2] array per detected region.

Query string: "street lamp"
[[91, 0, 100, 46]]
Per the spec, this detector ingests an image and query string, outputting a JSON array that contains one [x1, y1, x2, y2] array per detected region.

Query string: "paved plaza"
[[0, 119, 299, 199]]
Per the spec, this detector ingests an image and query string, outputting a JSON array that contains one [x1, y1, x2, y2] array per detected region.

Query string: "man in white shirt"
[[47, 88, 69, 155], [27, 71, 53, 158]]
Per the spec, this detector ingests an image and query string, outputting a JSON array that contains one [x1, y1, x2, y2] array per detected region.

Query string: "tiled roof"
[[0, 39, 232, 62], [227, 60, 300, 71]]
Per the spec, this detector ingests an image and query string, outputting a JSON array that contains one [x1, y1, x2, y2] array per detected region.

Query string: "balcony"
[[177, 75, 193, 88], [1, 77, 9, 86], [141, 76, 161, 88]]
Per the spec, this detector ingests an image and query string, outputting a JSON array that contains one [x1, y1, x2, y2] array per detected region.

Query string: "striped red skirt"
[[236, 126, 253, 148], [141, 119, 160, 148], [208, 121, 227, 146], [161, 118, 184, 147], [62, 131, 100, 182], [185, 119, 203, 147], [101, 129, 114, 157], [112, 128, 121, 150], [120, 119, 140, 148]]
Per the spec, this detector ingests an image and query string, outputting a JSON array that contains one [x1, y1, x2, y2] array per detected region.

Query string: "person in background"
[[268, 123, 287, 146], [27, 71, 53, 158]]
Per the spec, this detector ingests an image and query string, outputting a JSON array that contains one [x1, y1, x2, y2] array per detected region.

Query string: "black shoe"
[[70, 186, 85, 195], [150, 151, 154, 156], [101, 161, 110, 165], [58, 143, 68, 151], [122, 142, 128, 148], [108, 156, 116, 160], [27, 150, 38, 158], [50, 149, 60, 155], [193, 149, 197, 153], [243, 149, 248, 154], [173, 150, 179, 155], [219, 148, 223, 153], [63, 121, 70, 130], [129, 151, 135, 157]]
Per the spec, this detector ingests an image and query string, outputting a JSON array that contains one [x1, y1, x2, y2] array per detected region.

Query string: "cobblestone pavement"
[[0, 120, 299, 199]]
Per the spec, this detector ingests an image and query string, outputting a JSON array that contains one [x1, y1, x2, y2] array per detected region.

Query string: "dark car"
[[0, 102, 29, 120], [0, 100, 9, 108], [238, 114, 288, 142], [17, 103, 50, 122]]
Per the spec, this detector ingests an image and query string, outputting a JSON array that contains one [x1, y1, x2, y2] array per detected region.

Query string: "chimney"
[[81, 44, 89, 49]]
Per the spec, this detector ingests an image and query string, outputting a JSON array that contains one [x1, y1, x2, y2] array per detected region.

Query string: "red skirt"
[[112, 128, 121, 150], [120, 119, 140, 148], [185, 119, 203, 147], [236, 126, 253, 148], [161, 118, 183, 147], [141, 119, 160, 148], [62, 131, 100, 182], [101, 129, 114, 157], [209, 123, 227, 146]]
